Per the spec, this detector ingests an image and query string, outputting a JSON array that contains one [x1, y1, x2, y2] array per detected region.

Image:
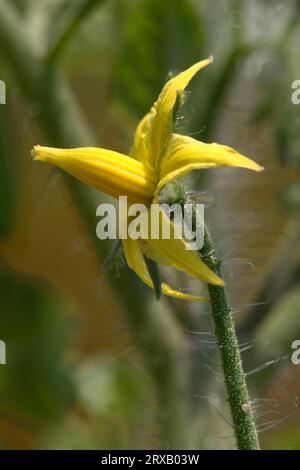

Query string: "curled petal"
[[157, 134, 264, 194], [32, 145, 157, 205], [122, 238, 208, 301], [145, 209, 224, 286], [131, 57, 214, 170]]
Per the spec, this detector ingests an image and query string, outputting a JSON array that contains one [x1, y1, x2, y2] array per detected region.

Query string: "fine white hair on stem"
[[194, 394, 233, 428], [223, 258, 255, 270], [231, 299, 271, 315], [203, 363, 223, 386], [187, 126, 207, 137], [195, 338, 217, 346], [194, 395, 233, 428], [185, 190, 215, 207], [253, 409, 281, 421], [194, 346, 219, 366], [256, 411, 296, 434], [245, 355, 288, 377], [185, 329, 214, 336], [238, 338, 270, 353], [186, 329, 217, 345]]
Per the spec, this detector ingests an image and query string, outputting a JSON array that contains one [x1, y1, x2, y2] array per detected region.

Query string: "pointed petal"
[[152, 57, 214, 167], [32, 145, 157, 205], [130, 111, 156, 170], [131, 57, 213, 170], [157, 133, 264, 194], [122, 238, 208, 301], [145, 210, 224, 286]]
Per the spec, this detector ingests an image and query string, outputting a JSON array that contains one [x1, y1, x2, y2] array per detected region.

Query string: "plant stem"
[[46, 0, 106, 64], [201, 227, 260, 450]]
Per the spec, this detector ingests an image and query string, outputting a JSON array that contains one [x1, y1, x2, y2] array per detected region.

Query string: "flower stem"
[[201, 227, 260, 450]]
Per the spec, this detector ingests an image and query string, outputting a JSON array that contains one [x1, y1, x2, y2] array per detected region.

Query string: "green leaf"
[[280, 182, 300, 215], [245, 283, 300, 388], [46, 0, 107, 63], [8, 0, 28, 14], [255, 283, 300, 358], [144, 256, 162, 300], [0, 263, 75, 422], [113, 0, 203, 118], [0, 102, 18, 238], [45, 358, 151, 449]]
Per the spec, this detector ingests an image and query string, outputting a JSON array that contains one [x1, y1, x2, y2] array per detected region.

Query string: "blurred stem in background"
[[0, 0, 195, 448], [237, 4, 300, 336], [46, 0, 106, 64], [0, 101, 18, 238]]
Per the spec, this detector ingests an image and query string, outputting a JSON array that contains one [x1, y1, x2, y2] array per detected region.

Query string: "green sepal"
[[102, 240, 124, 275], [172, 89, 185, 130], [143, 256, 162, 301]]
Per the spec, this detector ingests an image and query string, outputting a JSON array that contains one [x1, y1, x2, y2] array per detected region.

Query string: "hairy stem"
[[201, 227, 260, 450]]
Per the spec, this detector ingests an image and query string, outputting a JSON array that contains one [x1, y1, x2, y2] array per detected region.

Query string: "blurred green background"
[[0, 0, 300, 450]]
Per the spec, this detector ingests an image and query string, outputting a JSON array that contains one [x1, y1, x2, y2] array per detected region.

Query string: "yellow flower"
[[32, 57, 263, 301]]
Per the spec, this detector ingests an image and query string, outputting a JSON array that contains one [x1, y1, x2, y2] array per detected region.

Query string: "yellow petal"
[[131, 57, 213, 171], [157, 133, 264, 194], [145, 209, 224, 286], [122, 238, 208, 301], [32, 145, 157, 205], [130, 111, 156, 170]]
